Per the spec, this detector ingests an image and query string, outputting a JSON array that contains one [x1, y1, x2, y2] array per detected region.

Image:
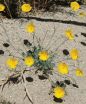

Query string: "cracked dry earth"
[[0, 7, 86, 104]]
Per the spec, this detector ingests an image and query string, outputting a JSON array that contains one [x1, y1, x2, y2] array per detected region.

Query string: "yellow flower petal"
[[0, 4, 5, 12], [70, 48, 79, 60], [26, 22, 35, 33], [6, 58, 18, 69], [21, 4, 32, 12], [24, 56, 34, 67], [38, 51, 49, 61], [57, 62, 69, 74], [75, 68, 84, 77], [79, 12, 86, 17], [65, 29, 74, 40], [53, 87, 65, 98], [70, 1, 80, 11]]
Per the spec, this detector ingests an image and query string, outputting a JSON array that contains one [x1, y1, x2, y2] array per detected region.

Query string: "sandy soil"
[[0, 6, 86, 104]]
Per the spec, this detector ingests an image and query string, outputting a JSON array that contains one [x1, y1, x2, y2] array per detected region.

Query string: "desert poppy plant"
[[57, 62, 69, 74], [70, 48, 79, 60], [21, 3, 32, 12], [0, 4, 5, 12], [26, 22, 35, 33], [38, 51, 49, 61], [6, 57, 18, 69], [79, 12, 86, 17], [75, 68, 84, 77], [24, 56, 34, 67], [70, 1, 80, 11], [65, 29, 74, 40], [53, 87, 65, 98]]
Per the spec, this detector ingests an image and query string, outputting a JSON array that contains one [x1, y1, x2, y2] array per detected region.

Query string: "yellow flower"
[[6, 58, 18, 69], [0, 4, 5, 12], [21, 4, 32, 12], [57, 62, 69, 75], [38, 51, 49, 61], [65, 29, 74, 40], [24, 56, 34, 67], [79, 12, 86, 17], [70, 48, 79, 60], [53, 87, 65, 98], [75, 68, 84, 77], [70, 1, 80, 11], [26, 22, 35, 33]]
